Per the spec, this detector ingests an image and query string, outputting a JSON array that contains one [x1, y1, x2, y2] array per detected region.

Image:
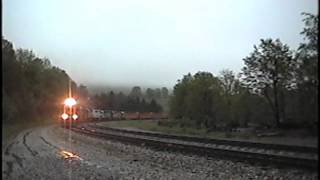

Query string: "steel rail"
[[71, 126, 318, 170], [89, 124, 318, 154]]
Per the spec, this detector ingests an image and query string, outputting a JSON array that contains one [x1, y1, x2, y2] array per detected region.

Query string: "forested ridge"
[[2, 38, 75, 124]]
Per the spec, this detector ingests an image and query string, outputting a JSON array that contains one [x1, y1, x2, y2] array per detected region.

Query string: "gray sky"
[[3, 0, 318, 88]]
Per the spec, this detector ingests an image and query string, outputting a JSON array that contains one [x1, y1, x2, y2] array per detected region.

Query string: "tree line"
[[169, 13, 318, 130], [2, 38, 77, 124], [78, 86, 165, 113]]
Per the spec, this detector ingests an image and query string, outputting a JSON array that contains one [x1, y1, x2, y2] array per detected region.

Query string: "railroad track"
[[89, 123, 318, 154], [70, 123, 318, 170]]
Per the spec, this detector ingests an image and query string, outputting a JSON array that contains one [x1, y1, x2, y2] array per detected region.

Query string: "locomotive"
[[60, 97, 79, 128]]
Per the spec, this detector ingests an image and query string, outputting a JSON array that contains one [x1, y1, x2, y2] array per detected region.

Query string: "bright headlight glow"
[[64, 98, 77, 107], [72, 114, 78, 120], [61, 113, 68, 120]]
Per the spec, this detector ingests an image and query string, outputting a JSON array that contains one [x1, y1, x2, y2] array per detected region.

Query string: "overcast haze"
[[3, 0, 318, 88]]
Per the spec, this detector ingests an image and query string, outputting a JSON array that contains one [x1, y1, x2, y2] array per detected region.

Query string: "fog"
[[3, 0, 318, 89]]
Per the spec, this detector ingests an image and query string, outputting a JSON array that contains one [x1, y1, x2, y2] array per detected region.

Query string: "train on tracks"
[[60, 97, 168, 128], [80, 108, 168, 121]]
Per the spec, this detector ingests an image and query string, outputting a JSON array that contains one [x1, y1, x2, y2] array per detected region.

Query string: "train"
[[60, 102, 168, 128], [81, 108, 168, 121]]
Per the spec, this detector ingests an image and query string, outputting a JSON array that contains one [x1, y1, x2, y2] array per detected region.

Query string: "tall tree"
[[170, 72, 224, 128], [108, 91, 116, 109], [116, 91, 126, 110], [242, 39, 295, 127], [145, 88, 155, 100], [130, 86, 142, 99], [161, 87, 169, 98], [170, 73, 193, 119], [154, 88, 162, 99], [219, 70, 239, 125], [185, 72, 221, 128], [219, 69, 237, 96], [149, 99, 162, 112], [295, 13, 318, 125]]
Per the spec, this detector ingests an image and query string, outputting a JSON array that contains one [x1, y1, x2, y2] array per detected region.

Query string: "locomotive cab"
[[60, 97, 78, 128]]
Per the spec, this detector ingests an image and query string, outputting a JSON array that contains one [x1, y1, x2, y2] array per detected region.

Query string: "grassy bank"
[[100, 120, 318, 147], [101, 120, 220, 138]]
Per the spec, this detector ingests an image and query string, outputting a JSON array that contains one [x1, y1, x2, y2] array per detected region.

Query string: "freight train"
[[82, 108, 168, 121], [60, 100, 168, 128]]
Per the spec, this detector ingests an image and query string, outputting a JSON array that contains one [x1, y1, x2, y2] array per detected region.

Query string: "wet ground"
[[2, 124, 318, 180]]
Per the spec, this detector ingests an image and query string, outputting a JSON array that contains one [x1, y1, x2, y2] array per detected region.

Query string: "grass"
[[2, 118, 57, 147], [101, 120, 227, 138], [101, 120, 318, 146]]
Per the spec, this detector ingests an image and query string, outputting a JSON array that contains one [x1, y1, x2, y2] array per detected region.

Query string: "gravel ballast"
[[2, 125, 318, 180]]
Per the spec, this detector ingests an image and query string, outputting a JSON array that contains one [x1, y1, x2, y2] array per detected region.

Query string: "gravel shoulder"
[[2, 124, 318, 180]]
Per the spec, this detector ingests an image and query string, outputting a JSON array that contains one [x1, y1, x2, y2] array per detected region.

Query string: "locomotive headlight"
[[64, 98, 77, 107], [72, 114, 78, 120], [61, 113, 68, 120]]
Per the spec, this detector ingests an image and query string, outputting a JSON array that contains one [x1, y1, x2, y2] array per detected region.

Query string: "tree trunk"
[[279, 90, 286, 125], [273, 84, 280, 127], [264, 87, 276, 123], [272, 58, 281, 128]]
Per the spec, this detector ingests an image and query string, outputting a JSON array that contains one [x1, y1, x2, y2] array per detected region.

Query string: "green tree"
[[145, 88, 155, 100], [186, 72, 222, 128], [154, 88, 161, 99], [219, 70, 242, 126], [170, 73, 193, 119], [116, 91, 126, 110], [108, 91, 116, 109], [149, 99, 162, 112], [294, 13, 318, 125], [170, 72, 224, 128], [140, 98, 147, 112], [242, 39, 295, 127], [161, 87, 169, 98], [219, 69, 237, 96], [130, 86, 142, 99]]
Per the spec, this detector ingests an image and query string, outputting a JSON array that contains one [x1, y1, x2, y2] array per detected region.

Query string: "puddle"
[[60, 150, 83, 161]]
